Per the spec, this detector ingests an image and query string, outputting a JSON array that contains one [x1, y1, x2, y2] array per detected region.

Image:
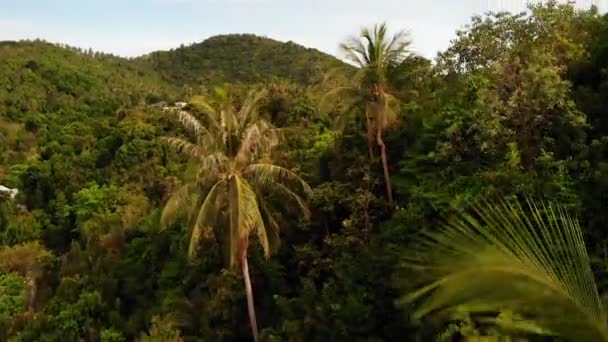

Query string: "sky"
[[0, 0, 605, 59]]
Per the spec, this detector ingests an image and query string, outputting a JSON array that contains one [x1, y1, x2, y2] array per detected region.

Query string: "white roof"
[[0, 185, 18, 199]]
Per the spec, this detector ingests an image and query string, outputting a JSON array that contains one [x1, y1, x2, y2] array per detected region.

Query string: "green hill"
[[136, 34, 347, 86], [0, 40, 176, 179], [0, 40, 174, 122], [0, 36, 345, 180]]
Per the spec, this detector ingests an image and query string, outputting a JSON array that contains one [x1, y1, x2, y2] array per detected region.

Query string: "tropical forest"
[[3, 1, 608, 341]]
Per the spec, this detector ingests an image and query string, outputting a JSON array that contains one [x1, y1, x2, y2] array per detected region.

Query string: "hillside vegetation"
[[2, 3, 608, 341], [136, 34, 347, 86]]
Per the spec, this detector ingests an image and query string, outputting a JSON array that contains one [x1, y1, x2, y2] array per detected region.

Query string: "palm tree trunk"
[[366, 115, 375, 159], [242, 254, 260, 342], [376, 128, 393, 205]]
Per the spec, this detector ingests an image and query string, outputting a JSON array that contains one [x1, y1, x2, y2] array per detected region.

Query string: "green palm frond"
[[175, 110, 206, 138], [256, 193, 281, 252], [238, 88, 267, 126], [340, 37, 369, 67], [161, 137, 208, 160], [319, 86, 366, 131], [385, 29, 412, 65], [264, 181, 310, 220], [189, 95, 217, 117], [189, 180, 225, 258], [189, 96, 222, 132], [196, 153, 230, 179], [161, 183, 196, 228], [235, 121, 278, 167], [319, 86, 362, 111], [229, 175, 268, 266], [244, 164, 313, 198], [404, 199, 608, 341]]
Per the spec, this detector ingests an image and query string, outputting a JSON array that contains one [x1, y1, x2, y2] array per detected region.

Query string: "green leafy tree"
[[405, 199, 608, 341], [161, 87, 312, 342], [324, 23, 412, 205], [0, 272, 26, 337], [139, 315, 184, 342], [0, 242, 53, 313]]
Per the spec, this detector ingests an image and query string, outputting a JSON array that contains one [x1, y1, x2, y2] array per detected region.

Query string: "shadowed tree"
[[161, 87, 312, 342], [322, 23, 412, 205], [404, 199, 608, 341]]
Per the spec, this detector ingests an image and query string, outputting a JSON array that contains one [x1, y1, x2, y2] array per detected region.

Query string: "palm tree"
[[323, 23, 412, 205], [161, 87, 312, 342], [404, 199, 608, 341]]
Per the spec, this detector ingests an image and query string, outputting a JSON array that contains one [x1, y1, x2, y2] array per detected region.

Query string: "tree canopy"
[[2, 2, 608, 340]]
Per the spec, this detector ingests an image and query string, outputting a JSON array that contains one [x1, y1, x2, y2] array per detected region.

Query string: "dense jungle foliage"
[[3, 2, 608, 341]]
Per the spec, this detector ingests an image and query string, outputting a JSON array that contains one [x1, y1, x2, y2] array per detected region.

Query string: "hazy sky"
[[0, 0, 604, 59]]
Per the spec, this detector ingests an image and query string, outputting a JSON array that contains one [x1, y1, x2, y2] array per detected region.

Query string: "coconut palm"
[[322, 23, 412, 205], [161, 87, 312, 342], [404, 199, 608, 341]]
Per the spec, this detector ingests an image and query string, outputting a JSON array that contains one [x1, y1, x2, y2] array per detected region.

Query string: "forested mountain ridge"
[[0, 40, 176, 180], [0, 34, 342, 185], [0, 40, 174, 118], [135, 34, 348, 86]]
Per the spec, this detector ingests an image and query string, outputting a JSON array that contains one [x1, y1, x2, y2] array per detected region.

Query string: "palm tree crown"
[[340, 22, 412, 89], [161, 87, 312, 342]]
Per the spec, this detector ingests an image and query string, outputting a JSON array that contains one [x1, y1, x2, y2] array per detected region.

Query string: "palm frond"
[[175, 110, 205, 137], [228, 175, 268, 267], [238, 88, 267, 127], [188, 180, 225, 258], [161, 137, 208, 160], [161, 183, 196, 228], [196, 153, 230, 181], [189, 96, 221, 132], [264, 181, 310, 220], [384, 29, 412, 66], [234, 120, 278, 167], [256, 192, 281, 252], [244, 163, 313, 199], [319, 86, 367, 132], [320, 66, 355, 87], [340, 36, 369, 67], [319, 86, 362, 112], [404, 199, 608, 342]]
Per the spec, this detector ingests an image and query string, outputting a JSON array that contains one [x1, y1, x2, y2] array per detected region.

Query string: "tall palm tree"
[[161, 87, 312, 342], [323, 23, 412, 205], [404, 199, 608, 341]]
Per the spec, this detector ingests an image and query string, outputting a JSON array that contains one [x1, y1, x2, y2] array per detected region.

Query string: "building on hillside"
[[0, 185, 18, 199], [150, 101, 168, 108], [162, 102, 188, 112]]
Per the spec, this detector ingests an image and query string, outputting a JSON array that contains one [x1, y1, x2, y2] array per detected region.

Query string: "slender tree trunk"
[[26, 272, 37, 312], [376, 128, 394, 205], [366, 113, 375, 159], [241, 254, 259, 342]]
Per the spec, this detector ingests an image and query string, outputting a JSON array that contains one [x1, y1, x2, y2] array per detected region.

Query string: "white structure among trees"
[[0, 185, 18, 199]]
